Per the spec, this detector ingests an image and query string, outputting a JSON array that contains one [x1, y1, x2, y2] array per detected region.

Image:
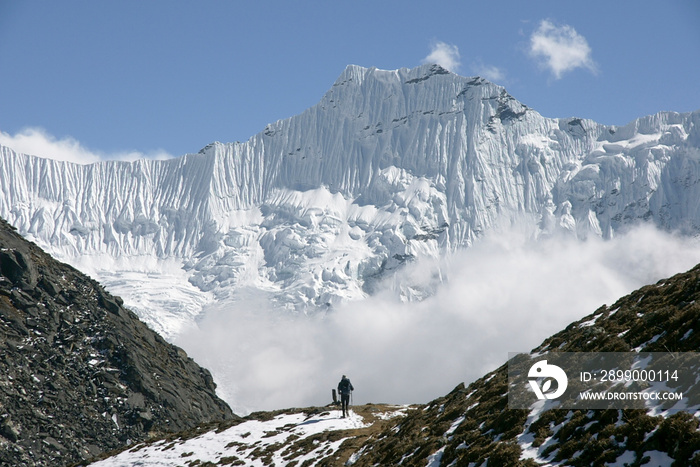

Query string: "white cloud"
[[529, 19, 597, 79], [0, 127, 174, 164], [175, 224, 700, 415], [472, 60, 506, 83], [422, 41, 461, 73]]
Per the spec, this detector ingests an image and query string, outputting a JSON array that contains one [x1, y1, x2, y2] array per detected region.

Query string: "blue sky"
[[0, 0, 698, 162]]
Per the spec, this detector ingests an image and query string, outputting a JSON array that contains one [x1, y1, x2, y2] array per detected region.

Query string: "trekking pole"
[[350, 391, 353, 414]]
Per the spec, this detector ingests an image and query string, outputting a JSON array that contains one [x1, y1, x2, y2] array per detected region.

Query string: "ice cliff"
[[1, 64, 699, 336]]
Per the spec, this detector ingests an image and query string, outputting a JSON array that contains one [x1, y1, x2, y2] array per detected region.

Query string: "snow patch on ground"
[[92, 410, 368, 467]]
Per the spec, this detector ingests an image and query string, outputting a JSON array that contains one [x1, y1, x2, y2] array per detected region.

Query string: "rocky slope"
[[349, 263, 700, 466], [0, 217, 235, 466], [91, 260, 700, 466], [2, 64, 699, 337]]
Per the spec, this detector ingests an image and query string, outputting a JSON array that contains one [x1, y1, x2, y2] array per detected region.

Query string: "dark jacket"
[[338, 377, 354, 395]]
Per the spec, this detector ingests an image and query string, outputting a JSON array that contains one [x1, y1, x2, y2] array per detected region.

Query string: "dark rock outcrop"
[[0, 218, 236, 466]]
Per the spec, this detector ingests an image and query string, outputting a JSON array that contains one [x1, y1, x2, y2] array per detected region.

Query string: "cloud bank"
[[176, 224, 700, 415], [529, 19, 597, 79], [422, 41, 461, 73], [0, 127, 174, 164]]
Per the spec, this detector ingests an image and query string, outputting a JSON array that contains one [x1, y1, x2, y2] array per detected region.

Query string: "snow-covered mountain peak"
[[1, 65, 700, 338], [325, 62, 510, 121], [333, 63, 452, 86]]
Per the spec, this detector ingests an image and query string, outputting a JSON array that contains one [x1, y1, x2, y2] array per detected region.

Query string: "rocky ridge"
[[349, 262, 700, 466], [89, 404, 412, 467], [0, 217, 235, 466]]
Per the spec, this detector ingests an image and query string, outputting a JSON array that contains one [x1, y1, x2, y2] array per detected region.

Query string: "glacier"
[[1, 63, 700, 338]]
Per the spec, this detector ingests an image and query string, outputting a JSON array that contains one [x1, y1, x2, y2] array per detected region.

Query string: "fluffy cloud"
[[0, 127, 173, 164], [176, 224, 700, 415], [422, 41, 461, 73], [472, 60, 506, 83], [529, 19, 597, 79]]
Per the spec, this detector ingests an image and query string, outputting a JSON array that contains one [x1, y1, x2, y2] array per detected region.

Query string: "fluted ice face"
[[1, 64, 699, 336]]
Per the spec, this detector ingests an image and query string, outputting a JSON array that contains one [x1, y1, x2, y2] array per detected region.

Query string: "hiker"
[[337, 374, 354, 418]]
